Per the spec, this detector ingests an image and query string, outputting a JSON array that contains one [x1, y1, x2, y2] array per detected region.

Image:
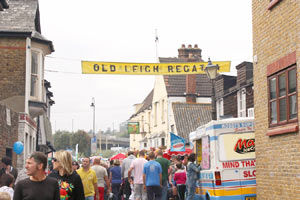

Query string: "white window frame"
[[30, 49, 43, 100], [154, 102, 158, 126], [237, 88, 246, 117], [161, 99, 165, 123], [141, 116, 144, 132], [216, 98, 224, 119]]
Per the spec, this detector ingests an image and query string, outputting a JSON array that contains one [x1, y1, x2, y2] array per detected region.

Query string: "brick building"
[[215, 62, 254, 119], [252, 0, 300, 199], [0, 0, 55, 168], [0, 104, 18, 167]]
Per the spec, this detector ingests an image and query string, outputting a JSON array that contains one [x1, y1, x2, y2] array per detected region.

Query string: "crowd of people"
[[0, 149, 201, 200]]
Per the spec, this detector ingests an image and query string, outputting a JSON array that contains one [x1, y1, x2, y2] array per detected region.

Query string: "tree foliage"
[[71, 130, 91, 156], [53, 130, 71, 150], [53, 130, 91, 157]]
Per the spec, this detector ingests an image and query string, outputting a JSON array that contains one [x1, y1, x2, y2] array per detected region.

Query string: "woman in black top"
[[49, 150, 85, 200]]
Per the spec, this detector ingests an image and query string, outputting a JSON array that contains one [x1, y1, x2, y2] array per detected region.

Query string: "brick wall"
[[0, 104, 19, 168], [253, 0, 300, 199], [0, 37, 26, 100]]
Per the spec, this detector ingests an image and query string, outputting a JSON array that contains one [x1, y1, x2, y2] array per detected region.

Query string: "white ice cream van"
[[189, 117, 256, 200]]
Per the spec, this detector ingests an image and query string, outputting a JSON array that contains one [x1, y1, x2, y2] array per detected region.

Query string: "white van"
[[189, 117, 256, 200]]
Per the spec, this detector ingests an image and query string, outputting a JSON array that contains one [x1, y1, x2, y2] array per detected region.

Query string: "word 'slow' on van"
[[189, 117, 256, 200]]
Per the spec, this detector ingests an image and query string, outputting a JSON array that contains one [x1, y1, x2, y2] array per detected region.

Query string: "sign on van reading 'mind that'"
[[81, 61, 231, 75]]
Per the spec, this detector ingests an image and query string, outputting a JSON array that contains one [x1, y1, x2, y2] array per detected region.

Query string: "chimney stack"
[[178, 44, 202, 62], [177, 44, 202, 103]]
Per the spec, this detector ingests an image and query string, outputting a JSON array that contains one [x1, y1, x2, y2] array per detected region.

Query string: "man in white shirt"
[[128, 150, 148, 200], [122, 151, 136, 200]]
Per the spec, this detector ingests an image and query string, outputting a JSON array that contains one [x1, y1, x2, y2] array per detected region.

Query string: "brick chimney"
[[178, 44, 202, 62], [178, 44, 203, 103]]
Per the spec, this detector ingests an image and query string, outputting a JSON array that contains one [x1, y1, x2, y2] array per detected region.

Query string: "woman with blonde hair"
[[49, 150, 85, 200]]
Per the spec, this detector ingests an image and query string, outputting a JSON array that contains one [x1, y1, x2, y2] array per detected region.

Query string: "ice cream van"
[[189, 117, 256, 200]]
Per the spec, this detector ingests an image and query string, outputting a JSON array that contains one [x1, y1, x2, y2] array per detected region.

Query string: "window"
[[154, 102, 158, 126], [161, 138, 165, 146], [148, 112, 151, 130], [268, 65, 297, 126], [161, 100, 165, 123], [30, 135, 32, 154], [5, 148, 12, 159], [217, 98, 224, 119], [30, 51, 39, 97], [237, 88, 246, 117], [141, 116, 144, 132]]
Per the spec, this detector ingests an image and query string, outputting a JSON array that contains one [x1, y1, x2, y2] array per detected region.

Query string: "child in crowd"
[[173, 163, 187, 200], [0, 173, 15, 199]]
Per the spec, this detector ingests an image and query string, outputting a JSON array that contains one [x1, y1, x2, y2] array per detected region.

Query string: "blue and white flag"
[[170, 132, 185, 152]]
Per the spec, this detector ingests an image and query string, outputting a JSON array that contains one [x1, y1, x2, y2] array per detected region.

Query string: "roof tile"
[[172, 103, 212, 142]]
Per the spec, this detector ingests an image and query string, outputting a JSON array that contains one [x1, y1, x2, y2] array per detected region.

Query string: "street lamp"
[[90, 97, 96, 154], [90, 97, 95, 137], [204, 58, 219, 120]]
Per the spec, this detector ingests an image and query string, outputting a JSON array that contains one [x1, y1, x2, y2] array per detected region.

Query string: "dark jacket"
[[49, 170, 85, 200], [0, 167, 18, 180]]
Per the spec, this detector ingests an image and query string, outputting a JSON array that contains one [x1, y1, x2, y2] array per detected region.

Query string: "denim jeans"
[[186, 181, 196, 200], [85, 196, 94, 200], [146, 185, 162, 200], [160, 180, 168, 200]]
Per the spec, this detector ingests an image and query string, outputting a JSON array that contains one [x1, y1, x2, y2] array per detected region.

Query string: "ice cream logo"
[[234, 138, 255, 154]]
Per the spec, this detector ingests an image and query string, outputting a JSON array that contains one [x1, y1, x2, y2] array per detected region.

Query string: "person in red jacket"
[[173, 163, 186, 200]]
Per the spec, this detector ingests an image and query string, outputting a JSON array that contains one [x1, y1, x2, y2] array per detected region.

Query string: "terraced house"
[[0, 0, 55, 168]]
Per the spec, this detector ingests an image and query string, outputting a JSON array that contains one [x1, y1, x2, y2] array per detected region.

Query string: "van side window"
[[196, 136, 210, 170], [196, 139, 202, 164], [201, 136, 210, 170]]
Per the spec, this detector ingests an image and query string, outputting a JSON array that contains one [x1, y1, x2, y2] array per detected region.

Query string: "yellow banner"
[[81, 61, 231, 75]]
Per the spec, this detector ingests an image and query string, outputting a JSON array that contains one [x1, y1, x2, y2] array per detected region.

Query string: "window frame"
[[268, 0, 282, 10], [268, 65, 297, 127], [161, 99, 165, 123], [237, 88, 247, 117], [30, 49, 43, 100], [217, 98, 224, 119]]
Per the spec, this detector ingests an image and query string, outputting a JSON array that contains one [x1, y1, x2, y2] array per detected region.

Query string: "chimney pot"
[[194, 44, 198, 48], [188, 44, 192, 48], [181, 44, 185, 48]]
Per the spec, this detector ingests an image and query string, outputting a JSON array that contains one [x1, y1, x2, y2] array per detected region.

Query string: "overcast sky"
[[39, 0, 253, 133]]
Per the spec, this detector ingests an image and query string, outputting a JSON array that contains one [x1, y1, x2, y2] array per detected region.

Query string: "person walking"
[[173, 163, 186, 200], [0, 173, 14, 199], [143, 151, 162, 200], [91, 158, 110, 200], [155, 150, 170, 200], [49, 150, 85, 200], [121, 151, 136, 200], [0, 157, 18, 180], [109, 160, 122, 200], [13, 151, 60, 200], [186, 153, 201, 200], [128, 150, 148, 200], [77, 157, 99, 200]]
